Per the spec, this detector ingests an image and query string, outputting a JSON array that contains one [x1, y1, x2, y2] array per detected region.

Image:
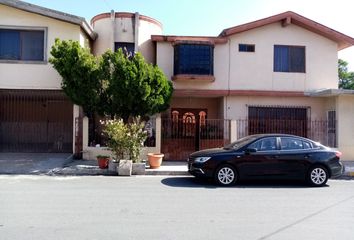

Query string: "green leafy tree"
[[98, 49, 173, 122], [338, 59, 354, 89], [50, 40, 173, 121], [49, 39, 101, 115]]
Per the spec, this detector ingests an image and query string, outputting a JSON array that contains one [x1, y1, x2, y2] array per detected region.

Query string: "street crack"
[[257, 194, 354, 240]]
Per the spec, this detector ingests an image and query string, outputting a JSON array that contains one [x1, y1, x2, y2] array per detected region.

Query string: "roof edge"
[[91, 12, 163, 30], [219, 11, 354, 50], [151, 35, 228, 44], [0, 0, 96, 40], [306, 88, 354, 97]]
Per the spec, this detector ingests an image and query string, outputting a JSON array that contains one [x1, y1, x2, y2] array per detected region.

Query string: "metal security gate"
[[0, 90, 73, 152], [161, 118, 230, 161], [248, 106, 308, 137]]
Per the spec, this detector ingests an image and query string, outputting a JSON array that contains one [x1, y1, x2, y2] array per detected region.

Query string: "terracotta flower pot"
[[147, 153, 164, 169], [97, 157, 109, 169]]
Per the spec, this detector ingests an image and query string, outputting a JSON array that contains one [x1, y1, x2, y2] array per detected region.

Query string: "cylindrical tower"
[[91, 11, 163, 63]]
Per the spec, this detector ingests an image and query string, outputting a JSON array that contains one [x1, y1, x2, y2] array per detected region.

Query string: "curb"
[[49, 165, 190, 176], [145, 170, 190, 176]]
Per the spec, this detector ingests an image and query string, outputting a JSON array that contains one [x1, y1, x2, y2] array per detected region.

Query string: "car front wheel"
[[214, 165, 237, 186], [308, 165, 329, 187]]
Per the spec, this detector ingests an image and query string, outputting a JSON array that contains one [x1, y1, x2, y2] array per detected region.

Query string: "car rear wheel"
[[214, 165, 237, 186], [307, 165, 328, 187]]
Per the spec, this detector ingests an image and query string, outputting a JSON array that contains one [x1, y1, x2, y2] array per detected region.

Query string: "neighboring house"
[[2, 0, 354, 161], [0, 0, 95, 154], [0, 0, 162, 158]]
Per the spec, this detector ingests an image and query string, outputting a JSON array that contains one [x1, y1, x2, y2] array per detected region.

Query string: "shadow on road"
[[161, 177, 326, 189], [161, 177, 218, 189]]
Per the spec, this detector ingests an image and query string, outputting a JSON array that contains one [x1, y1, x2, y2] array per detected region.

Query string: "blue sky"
[[24, 0, 354, 69]]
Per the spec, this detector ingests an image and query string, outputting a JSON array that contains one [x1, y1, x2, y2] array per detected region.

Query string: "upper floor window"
[[239, 44, 255, 52], [174, 44, 213, 75], [114, 42, 135, 56], [0, 28, 45, 62], [274, 45, 305, 73]]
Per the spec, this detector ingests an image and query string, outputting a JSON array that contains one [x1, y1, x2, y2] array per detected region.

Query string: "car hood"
[[190, 148, 234, 157]]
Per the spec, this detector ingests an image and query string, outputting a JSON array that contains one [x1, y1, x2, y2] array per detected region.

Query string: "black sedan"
[[188, 134, 344, 186]]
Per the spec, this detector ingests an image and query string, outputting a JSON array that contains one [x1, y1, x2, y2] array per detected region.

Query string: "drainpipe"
[[134, 12, 140, 52], [110, 10, 115, 51]]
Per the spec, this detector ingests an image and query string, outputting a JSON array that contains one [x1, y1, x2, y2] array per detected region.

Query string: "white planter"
[[132, 163, 146, 175], [117, 160, 132, 176], [108, 160, 119, 174]]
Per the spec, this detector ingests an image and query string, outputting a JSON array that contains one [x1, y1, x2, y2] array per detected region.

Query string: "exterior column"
[[336, 95, 354, 161], [230, 119, 237, 142], [111, 10, 115, 51], [134, 12, 140, 52], [82, 116, 89, 149], [155, 114, 162, 154]]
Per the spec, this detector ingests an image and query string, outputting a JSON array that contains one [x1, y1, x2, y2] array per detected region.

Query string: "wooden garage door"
[[0, 90, 73, 153]]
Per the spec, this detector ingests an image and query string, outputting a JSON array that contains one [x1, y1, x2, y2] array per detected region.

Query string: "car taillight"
[[335, 151, 342, 158]]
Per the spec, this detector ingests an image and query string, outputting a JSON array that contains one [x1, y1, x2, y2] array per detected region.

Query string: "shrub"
[[102, 117, 147, 163]]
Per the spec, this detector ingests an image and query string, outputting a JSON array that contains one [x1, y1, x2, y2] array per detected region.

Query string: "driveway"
[[0, 153, 73, 175]]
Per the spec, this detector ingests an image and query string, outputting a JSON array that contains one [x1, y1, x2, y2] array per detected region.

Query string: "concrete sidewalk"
[[54, 159, 189, 176], [0, 153, 73, 175], [0, 152, 353, 177], [0, 153, 189, 176]]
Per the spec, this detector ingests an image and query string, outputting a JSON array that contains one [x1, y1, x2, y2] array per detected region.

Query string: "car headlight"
[[194, 157, 211, 163]]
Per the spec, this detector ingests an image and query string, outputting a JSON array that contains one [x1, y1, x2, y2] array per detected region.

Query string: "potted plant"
[[147, 153, 164, 169], [102, 119, 131, 175], [126, 117, 148, 175], [96, 155, 110, 169], [102, 117, 148, 176]]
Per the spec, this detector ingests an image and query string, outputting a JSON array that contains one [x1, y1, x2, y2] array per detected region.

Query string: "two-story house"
[[152, 11, 354, 160], [2, 0, 354, 161]]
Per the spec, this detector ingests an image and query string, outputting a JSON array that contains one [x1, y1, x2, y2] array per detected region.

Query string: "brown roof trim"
[[151, 35, 228, 45], [172, 75, 215, 82], [173, 89, 305, 97], [91, 12, 162, 29], [228, 90, 305, 97], [219, 11, 354, 50]]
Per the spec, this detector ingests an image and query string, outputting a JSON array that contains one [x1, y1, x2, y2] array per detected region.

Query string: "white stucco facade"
[[153, 12, 354, 160], [156, 22, 338, 92], [0, 4, 89, 90], [91, 12, 162, 63], [2, 1, 354, 161]]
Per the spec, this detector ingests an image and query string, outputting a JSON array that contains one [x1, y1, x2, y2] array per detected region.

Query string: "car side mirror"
[[245, 148, 257, 155]]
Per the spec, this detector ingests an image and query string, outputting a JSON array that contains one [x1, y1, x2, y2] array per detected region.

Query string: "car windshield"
[[224, 135, 259, 150]]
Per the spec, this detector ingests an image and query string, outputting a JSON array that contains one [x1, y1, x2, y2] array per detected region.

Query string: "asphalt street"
[[0, 175, 353, 240]]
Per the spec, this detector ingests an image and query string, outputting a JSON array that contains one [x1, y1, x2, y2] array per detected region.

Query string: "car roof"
[[248, 134, 310, 139]]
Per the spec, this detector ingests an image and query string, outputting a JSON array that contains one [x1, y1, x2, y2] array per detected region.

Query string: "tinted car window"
[[224, 135, 259, 150], [248, 137, 277, 151], [302, 141, 312, 149], [280, 137, 313, 150]]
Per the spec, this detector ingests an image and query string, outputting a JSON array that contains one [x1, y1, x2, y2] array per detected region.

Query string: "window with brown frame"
[[174, 44, 214, 75]]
